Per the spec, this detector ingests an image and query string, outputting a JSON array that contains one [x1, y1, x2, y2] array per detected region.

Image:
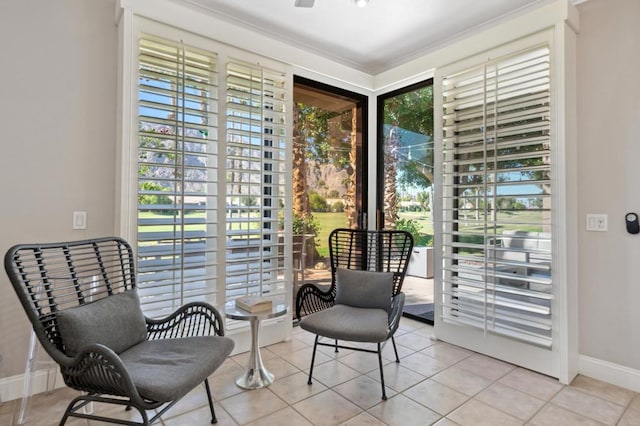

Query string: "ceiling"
[[174, 0, 559, 75]]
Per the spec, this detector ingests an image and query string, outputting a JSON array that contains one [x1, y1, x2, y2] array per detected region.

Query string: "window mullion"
[[179, 42, 187, 306]]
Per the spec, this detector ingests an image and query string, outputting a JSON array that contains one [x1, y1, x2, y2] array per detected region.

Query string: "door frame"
[[293, 75, 370, 229]]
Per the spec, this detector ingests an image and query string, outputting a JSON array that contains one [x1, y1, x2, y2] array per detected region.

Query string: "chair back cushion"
[[335, 268, 394, 311], [57, 290, 148, 356]]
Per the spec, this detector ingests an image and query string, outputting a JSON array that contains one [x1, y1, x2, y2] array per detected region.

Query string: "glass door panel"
[[292, 76, 368, 290]]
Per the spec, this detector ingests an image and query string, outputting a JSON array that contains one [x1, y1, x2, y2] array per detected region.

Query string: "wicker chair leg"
[[391, 336, 400, 363], [59, 399, 73, 426], [204, 378, 217, 423], [59, 394, 150, 426], [59, 396, 92, 426], [308, 335, 319, 385], [377, 343, 387, 400]]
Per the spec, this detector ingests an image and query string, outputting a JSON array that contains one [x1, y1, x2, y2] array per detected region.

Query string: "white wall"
[[0, 0, 118, 385], [576, 0, 640, 377]]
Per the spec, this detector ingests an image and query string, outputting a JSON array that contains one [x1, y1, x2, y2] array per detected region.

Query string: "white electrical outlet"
[[73, 211, 87, 230], [586, 214, 607, 231]]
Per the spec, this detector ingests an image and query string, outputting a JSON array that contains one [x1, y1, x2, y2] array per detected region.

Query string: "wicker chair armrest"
[[295, 283, 335, 320], [388, 292, 405, 337], [146, 301, 225, 339], [59, 344, 149, 407]]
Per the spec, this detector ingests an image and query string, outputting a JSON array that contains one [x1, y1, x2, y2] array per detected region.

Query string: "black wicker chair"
[[296, 228, 413, 399], [4, 237, 234, 425]]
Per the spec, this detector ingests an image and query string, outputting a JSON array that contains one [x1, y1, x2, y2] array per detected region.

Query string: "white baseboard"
[[0, 368, 64, 403], [579, 354, 640, 392]]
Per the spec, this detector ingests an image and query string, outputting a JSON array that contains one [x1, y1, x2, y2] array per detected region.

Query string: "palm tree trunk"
[[293, 103, 309, 216], [345, 105, 357, 228], [384, 126, 400, 229]]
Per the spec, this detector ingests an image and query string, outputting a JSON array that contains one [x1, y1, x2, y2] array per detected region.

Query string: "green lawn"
[[311, 211, 435, 256], [313, 212, 349, 257], [313, 209, 543, 256], [137, 210, 346, 258], [399, 210, 545, 233], [138, 209, 543, 258]]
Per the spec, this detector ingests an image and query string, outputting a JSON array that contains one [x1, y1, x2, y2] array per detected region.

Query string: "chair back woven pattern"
[[4, 237, 135, 363], [329, 228, 414, 296]]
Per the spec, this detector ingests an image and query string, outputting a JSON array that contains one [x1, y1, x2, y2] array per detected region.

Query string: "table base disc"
[[235, 366, 275, 389]]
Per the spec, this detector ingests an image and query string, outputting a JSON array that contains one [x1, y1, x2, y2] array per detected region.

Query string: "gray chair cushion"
[[57, 290, 147, 356], [334, 268, 394, 311], [119, 336, 235, 402], [299, 305, 389, 342]]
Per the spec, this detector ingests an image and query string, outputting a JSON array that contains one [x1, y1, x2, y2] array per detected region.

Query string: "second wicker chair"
[[296, 228, 414, 399]]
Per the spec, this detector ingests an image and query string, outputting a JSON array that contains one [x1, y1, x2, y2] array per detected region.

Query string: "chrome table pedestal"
[[225, 301, 287, 389]]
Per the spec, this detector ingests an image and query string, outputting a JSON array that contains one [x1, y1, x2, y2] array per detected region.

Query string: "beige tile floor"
[[0, 277, 635, 425], [2, 316, 640, 425]]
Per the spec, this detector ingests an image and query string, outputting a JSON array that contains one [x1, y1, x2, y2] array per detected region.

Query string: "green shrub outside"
[[395, 218, 433, 246]]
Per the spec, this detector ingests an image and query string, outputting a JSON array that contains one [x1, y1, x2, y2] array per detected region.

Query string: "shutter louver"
[[441, 46, 553, 347], [137, 36, 219, 318]]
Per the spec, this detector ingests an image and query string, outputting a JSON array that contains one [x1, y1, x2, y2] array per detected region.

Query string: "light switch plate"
[[73, 211, 87, 230], [586, 213, 607, 231]]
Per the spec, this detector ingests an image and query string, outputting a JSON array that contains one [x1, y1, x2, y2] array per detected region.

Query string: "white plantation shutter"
[[225, 60, 288, 301], [137, 36, 220, 318], [136, 36, 290, 316], [441, 45, 553, 347]]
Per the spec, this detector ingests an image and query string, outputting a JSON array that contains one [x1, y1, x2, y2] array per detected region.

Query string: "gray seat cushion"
[[119, 336, 235, 402], [56, 290, 148, 356], [299, 305, 389, 342]]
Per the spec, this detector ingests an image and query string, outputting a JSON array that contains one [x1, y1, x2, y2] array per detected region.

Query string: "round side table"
[[225, 301, 288, 389]]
